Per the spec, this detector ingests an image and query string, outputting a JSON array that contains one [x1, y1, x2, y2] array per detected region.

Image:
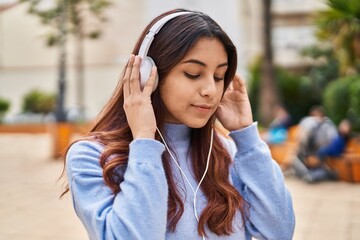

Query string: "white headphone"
[[138, 11, 191, 92]]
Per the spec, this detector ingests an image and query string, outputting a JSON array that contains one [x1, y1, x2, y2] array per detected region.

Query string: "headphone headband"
[[138, 11, 191, 58]]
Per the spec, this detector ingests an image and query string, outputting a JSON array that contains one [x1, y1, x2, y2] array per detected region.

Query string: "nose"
[[200, 76, 218, 97]]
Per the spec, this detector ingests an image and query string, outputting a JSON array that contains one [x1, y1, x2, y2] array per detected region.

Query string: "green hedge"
[[0, 97, 10, 123], [248, 59, 320, 124], [323, 75, 360, 130], [22, 89, 56, 114]]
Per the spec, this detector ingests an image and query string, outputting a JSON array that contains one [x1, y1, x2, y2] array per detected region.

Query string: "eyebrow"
[[181, 59, 228, 68]]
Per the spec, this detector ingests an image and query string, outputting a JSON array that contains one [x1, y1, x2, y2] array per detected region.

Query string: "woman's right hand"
[[123, 55, 158, 139]]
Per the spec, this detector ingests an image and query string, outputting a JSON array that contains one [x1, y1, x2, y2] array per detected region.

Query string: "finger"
[[143, 66, 158, 95], [232, 74, 241, 90], [123, 55, 135, 97], [129, 55, 141, 93], [227, 80, 234, 90], [233, 74, 247, 94]]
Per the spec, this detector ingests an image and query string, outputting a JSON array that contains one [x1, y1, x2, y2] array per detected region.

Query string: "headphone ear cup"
[[140, 57, 159, 92]]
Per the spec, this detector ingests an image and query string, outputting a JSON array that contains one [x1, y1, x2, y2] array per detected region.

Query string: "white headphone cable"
[[193, 127, 213, 221], [156, 127, 196, 195], [156, 126, 213, 240]]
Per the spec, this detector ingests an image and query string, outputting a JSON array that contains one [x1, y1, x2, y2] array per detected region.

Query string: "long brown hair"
[[61, 9, 249, 236]]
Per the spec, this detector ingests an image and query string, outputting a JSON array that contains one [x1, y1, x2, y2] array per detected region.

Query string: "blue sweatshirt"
[[66, 123, 295, 240]]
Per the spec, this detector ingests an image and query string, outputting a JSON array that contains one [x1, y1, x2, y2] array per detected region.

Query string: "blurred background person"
[[291, 105, 338, 183], [296, 119, 353, 182], [298, 119, 352, 183], [315, 119, 352, 162], [263, 104, 292, 145], [296, 105, 337, 160]]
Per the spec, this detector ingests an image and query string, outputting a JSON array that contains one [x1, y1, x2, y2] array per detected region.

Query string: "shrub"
[[323, 75, 360, 130], [0, 97, 10, 123], [22, 89, 56, 114], [248, 58, 319, 124], [350, 80, 360, 118]]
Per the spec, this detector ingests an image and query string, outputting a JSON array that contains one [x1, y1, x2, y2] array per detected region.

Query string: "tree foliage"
[[20, 0, 112, 46], [323, 75, 360, 130], [316, 0, 360, 75], [301, 45, 340, 88], [20, 0, 112, 122]]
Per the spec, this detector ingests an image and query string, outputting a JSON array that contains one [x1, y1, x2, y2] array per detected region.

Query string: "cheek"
[[159, 81, 182, 110], [216, 84, 225, 101]]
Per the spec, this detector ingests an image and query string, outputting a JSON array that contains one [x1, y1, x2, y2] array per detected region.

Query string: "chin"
[[184, 119, 211, 129]]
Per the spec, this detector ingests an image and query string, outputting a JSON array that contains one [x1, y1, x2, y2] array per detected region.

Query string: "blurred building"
[[0, 0, 326, 121], [272, 0, 327, 72]]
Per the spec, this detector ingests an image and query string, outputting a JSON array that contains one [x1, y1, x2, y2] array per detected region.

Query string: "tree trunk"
[[259, 0, 280, 126], [75, 23, 85, 121], [55, 2, 67, 122]]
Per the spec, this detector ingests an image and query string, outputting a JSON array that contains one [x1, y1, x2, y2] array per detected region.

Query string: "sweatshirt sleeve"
[[228, 123, 295, 240], [66, 139, 168, 240]]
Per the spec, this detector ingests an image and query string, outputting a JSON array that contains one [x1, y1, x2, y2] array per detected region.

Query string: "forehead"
[[182, 37, 227, 62]]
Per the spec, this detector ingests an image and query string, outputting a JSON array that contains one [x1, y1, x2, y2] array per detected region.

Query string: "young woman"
[[62, 9, 295, 240]]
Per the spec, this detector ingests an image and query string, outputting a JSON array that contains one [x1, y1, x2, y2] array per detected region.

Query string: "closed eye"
[[214, 76, 224, 81], [184, 72, 200, 79], [184, 72, 224, 81]]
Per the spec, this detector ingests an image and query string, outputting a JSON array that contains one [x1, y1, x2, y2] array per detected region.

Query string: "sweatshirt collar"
[[164, 123, 191, 144]]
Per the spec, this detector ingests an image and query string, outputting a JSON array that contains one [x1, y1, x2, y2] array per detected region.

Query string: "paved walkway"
[[1, 133, 360, 240]]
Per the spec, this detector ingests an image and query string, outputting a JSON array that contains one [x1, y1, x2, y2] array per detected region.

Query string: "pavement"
[[1, 133, 360, 240]]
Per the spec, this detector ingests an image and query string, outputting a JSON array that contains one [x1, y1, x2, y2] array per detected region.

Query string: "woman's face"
[[160, 37, 228, 128]]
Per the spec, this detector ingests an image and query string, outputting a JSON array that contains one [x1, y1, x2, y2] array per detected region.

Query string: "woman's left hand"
[[216, 74, 253, 131]]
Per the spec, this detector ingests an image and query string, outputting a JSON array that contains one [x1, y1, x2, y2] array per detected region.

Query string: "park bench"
[[325, 138, 360, 182]]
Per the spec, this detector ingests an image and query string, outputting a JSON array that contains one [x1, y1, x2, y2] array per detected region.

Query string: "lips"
[[192, 104, 214, 114]]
